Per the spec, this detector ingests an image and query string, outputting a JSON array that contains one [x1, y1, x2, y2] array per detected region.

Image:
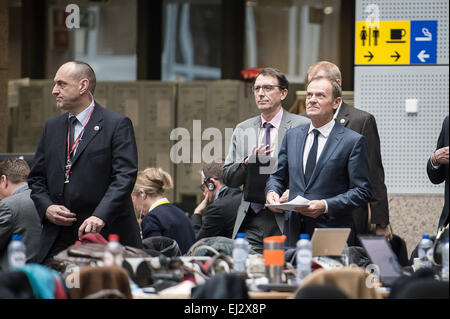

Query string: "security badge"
[[64, 159, 71, 184]]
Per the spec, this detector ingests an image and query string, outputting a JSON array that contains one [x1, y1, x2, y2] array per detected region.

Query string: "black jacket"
[[28, 103, 142, 263], [191, 187, 242, 240]]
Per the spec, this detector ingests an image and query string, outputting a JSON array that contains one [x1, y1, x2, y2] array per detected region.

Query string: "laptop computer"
[[311, 228, 351, 257], [358, 235, 405, 287]]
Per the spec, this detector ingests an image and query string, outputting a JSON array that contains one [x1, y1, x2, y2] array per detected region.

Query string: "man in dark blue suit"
[[265, 75, 372, 247], [427, 115, 449, 230], [28, 61, 142, 265]]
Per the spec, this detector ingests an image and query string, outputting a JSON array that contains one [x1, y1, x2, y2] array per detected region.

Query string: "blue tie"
[[250, 122, 273, 213], [304, 129, 320, 185]]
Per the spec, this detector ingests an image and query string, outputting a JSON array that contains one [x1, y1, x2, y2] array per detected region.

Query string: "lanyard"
[[64, 106, 95, 183]]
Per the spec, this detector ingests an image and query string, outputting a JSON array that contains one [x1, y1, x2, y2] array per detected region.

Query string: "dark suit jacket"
[[28, 103, 142, 263], [265, 121, 372, 247], [427, 115, 449, 228], [141, 203, 196, 255], [190, 187, 242, 240], [335, 102, 389, 233]]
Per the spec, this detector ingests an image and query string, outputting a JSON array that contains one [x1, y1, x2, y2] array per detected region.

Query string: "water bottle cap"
[[108, 234, 119, 242], [236, 233, 245, 239], [12, 234, 22, 241], [422, 234, 430, 239], [300, 234, 310, 240]]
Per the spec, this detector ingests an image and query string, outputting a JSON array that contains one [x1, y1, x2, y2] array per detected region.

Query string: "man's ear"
[[0, 175, 8, 187], [79, 79, 90, 95], [333, 97, 342, 110], [280, 88, 288, 101]]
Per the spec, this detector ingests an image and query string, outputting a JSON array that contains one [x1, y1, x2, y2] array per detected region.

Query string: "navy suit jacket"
[[28, 103, 142, 262], [265, 121, 372, 247], [141, 203, 196, 255]]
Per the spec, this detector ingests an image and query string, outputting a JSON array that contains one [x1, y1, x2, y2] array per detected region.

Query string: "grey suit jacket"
[[223, 109, 310, 238], [0, 184, 42, 270], [335, 102, 389, 232]]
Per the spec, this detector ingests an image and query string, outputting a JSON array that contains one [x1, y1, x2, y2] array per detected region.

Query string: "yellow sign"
[[355, 21, 410, 64]]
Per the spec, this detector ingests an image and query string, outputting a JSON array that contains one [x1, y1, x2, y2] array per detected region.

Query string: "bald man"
[[28, 61, 142, 265]]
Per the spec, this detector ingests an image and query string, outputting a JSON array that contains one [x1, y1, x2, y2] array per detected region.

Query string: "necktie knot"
[[263, 122, 273, 129], [312, 129, 320, 138]]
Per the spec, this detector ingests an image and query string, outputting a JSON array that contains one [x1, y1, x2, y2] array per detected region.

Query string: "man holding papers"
[[265, 75, 372, 247]]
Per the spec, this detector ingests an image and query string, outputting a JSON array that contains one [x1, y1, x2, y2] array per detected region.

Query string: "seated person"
[[191, 161, 242, 240], [131, 167, 195, 255], [0, 158, 42, 270]]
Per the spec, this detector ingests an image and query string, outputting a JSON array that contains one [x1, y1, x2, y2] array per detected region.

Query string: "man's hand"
[[244, 144, 274, 166], [78, 216, 105, 239], [194, 191, 214, 216], [294, 200, 326, 219], [280, 189, 290, 203], [434, 146, 449, 165], [45, 205, 76, 226], [266, 191, 284, 213], [375, 224, 393, 241]]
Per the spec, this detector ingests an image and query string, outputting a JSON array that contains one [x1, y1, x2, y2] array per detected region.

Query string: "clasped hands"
[[266, 190, 325, 219], [45, 204, 105, 239]]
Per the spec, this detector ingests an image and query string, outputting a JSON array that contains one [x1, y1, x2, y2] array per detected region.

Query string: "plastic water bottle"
[[233, 233, 249, 273], [8, 234, 27, 269], [418, 234, 434, 268], [441, 238, 449, 281], [296, 234, 312, 284], [103, 234, 124, 267]]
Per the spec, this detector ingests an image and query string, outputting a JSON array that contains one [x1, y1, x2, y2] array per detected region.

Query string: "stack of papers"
[[265, 195, 310, 211]]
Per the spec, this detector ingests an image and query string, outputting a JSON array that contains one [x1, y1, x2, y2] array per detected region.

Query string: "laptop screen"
[[358, 235, 403, 284], [311, 228, 351, 257]]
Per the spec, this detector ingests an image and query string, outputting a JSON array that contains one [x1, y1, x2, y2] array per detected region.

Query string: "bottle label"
[[426, 248, 434, 262], [233, 248, 247, 262], [297, 249, 312, 264], [9, 252, 26, 268], [103, 251, 123, 267]]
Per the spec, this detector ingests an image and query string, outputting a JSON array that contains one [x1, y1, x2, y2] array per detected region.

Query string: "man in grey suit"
[[306, 61, 392, 241], [223, 67, 310, 253], [0, 158, 42, 270]]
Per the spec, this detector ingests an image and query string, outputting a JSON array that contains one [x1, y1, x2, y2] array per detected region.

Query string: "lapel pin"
[[94, 126, 100, 131], [340, 119, 345, 124]]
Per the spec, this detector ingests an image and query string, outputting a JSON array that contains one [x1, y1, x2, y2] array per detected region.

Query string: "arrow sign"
[[390, 51, 401, 61], [364, 51, 374, 61], [417, 50, 430, 62]]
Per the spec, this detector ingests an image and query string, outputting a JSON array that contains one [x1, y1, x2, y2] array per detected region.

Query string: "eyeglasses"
[[251, 85, 283, 93], [199, 179, 209, 192]]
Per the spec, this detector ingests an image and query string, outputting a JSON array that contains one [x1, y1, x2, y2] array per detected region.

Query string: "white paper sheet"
[[265, 195, 310, 210]]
